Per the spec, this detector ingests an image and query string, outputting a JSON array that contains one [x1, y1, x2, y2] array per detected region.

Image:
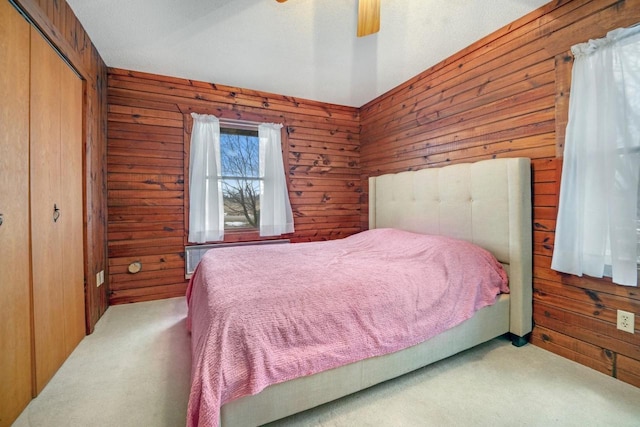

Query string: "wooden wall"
[[360, 0, 640, 387], [106, 69, 361, 304], [12, 0, 109, 333]]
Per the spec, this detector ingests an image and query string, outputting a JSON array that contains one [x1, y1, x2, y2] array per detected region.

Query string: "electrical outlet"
[[96, 270, 104, 287], [617, 310, 635, 334]]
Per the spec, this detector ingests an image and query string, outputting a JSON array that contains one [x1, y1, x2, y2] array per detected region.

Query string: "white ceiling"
[[66, 0, 549, 107]]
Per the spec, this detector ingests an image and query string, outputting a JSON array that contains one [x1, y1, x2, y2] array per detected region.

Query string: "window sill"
[[186, 229, 292, 246]]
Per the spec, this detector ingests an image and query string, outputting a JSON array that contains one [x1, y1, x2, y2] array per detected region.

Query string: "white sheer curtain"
[[551, 25, 640, 286], [188, 113, 224, 243], [259, 123, 294, 236]]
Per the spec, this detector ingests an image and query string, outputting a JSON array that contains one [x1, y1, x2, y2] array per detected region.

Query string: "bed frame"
[[219, 157, 532, 426]]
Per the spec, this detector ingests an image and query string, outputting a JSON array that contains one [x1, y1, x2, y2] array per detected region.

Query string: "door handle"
[[53, 204, 60, 222], [0, 213, 3, 227]]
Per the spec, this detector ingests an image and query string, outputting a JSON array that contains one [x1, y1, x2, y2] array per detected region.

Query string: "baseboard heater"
[[185, 239, 290, 279]]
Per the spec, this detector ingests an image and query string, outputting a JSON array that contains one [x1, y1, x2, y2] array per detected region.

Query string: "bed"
[[186, 157, 532, 427]]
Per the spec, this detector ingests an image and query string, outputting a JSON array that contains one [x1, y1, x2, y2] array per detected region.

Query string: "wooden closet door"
[[30, 26, 65, 394], [59, 59, 85, 355], [0, 2, 32, 425], [30, 26, 84, 394]]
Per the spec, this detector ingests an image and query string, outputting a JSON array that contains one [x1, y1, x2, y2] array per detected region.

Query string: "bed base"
[[222, 296, 511, 426], [510, 333, 530, 348]]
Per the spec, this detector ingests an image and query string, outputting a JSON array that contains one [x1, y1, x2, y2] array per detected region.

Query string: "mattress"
[[186, 228, 509, 427]]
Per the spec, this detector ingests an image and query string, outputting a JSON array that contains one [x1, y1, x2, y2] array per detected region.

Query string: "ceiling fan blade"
[[357, 0, 380, 37]]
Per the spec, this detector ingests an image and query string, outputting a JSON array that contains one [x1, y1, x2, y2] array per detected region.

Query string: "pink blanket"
[[186, 228, 509, 426]]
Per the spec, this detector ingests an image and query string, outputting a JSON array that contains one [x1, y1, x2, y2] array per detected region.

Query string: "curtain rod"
[[218, 118, 284, 131], [572, 21, 640, 57], [218, 118, 262, 132], [219, 118, 259, 126]]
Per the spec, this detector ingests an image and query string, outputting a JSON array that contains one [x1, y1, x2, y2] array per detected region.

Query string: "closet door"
[[30, 25, 65, 394], [0, 2, 32, 425], [59, 55, 85, 356], [30, 26, 85, 394]]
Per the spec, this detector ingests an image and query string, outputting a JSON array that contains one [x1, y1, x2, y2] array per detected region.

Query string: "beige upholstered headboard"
[[368, 157, 532, 337]]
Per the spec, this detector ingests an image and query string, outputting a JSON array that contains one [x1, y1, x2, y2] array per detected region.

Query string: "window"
[[188, 114, 294, 243], [637, 183, 640, 267], [551, 25, 640, 287], [219, 127, 260, 230]]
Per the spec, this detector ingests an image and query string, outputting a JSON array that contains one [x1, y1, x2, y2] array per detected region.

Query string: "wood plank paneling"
[[359, 0, 640, 388], [617, 354, 640, 388], [107, 70, 361, 304]]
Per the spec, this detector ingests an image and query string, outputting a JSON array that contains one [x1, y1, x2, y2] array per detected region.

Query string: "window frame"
[[183, 110, 291, 246]]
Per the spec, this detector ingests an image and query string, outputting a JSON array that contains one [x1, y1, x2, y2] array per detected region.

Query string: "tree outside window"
[[219, 127, 260, 229]]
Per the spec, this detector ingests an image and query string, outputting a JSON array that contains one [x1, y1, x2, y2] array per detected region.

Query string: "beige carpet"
[[13, 297, 640, 427]]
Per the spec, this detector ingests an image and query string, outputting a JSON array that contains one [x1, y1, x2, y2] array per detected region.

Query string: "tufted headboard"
[[368, 157, 532, 337]]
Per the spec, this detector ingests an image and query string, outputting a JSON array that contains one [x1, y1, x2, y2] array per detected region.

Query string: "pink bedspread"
[[186, 228, 509, 426]]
